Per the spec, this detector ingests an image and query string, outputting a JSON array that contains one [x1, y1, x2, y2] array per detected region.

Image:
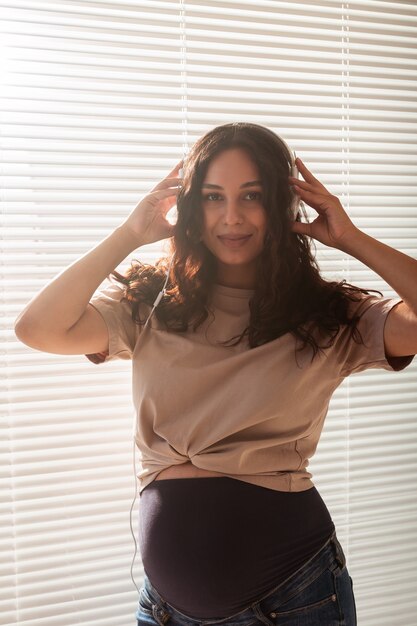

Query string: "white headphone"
[[289, 149, 301, 220]]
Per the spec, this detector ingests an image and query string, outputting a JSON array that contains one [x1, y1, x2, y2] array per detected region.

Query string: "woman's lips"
[[218, 235, 252, 248]]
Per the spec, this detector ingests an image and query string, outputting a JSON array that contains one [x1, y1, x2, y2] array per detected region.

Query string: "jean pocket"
[[264, 567, 342, 624]]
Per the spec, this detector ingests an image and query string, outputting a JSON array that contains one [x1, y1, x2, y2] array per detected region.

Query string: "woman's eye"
[[203, 192, 261, 201], [246, 192, 262, 200]]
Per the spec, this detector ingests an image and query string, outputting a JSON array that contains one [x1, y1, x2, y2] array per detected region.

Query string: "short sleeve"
[[338, 294, 415, 377], [84, 281, 140, 364]]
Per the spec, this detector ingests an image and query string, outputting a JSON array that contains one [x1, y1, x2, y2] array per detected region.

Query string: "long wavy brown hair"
[[109, 122, 382, 363]]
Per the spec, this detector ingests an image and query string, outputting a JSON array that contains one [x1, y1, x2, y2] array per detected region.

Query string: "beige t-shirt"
[[85, 281, 415, 494]]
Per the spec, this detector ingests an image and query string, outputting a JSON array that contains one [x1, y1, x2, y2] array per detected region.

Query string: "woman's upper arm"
[[15, 303, 109, 356], [66, 303, 110, 355]]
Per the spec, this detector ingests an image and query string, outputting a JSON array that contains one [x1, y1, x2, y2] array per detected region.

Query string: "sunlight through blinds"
[[2, 1, 417, 625]]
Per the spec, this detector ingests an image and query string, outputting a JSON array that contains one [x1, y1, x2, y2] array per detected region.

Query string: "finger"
[[151, 177, 183, 192], [291, 221, 311, 237], [293, 186, 313, 202], [162, 177, 183, 186], [146, 187, 181, 205], [291, 222, 304, 235], [295, 158, 317, 183], [162, 192, 183, 218], [167, 159, 184, 177], [291, 168, 328, 194], [293, 188, 328, 213], [290, 180, 307, 191], [151, 162, 183, 191], [151, 186, 181, 198]]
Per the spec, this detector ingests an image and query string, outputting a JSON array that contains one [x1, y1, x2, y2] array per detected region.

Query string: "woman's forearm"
[[339, 228, 417, 315], [14, 225, 142, 335]]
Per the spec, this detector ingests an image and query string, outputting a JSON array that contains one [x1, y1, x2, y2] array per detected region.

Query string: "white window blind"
[[2, 1, 417, 625]]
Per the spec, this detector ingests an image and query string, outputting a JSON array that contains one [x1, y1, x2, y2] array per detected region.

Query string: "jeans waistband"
[[142, 528, 346, 625]]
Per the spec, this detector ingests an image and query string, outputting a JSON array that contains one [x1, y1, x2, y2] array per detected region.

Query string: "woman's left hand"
[[289, 157, 360, 250]]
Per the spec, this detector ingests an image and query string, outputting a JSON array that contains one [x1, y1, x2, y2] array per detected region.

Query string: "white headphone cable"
[[129, 435, 141, 596], [144, 252, 176, 329]]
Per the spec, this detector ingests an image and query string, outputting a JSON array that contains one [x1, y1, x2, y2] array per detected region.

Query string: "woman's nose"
[[222, 202, 244, 224]]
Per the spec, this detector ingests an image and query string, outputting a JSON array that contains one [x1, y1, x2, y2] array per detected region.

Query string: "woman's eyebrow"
[[202, 180, 262, 189]]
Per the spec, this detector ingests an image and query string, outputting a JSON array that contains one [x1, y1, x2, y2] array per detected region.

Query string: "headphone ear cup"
[[289, 193, 299, 221]]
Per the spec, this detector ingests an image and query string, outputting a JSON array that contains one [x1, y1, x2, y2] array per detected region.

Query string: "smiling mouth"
[[218, 235, 252, 241], [217, 235, 253, 247]]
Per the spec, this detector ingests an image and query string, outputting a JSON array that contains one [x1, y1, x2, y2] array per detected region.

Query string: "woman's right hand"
[[119, 159, 183, 246]]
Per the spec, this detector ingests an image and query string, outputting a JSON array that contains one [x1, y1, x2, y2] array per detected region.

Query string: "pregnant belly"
[[138, 476, 336, 619]]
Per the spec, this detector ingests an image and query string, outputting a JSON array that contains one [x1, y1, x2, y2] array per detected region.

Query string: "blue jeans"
[[135, 529, 357, 625]]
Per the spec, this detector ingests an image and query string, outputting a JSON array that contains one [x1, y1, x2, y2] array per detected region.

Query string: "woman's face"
[[200, 148, 267, 289]]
